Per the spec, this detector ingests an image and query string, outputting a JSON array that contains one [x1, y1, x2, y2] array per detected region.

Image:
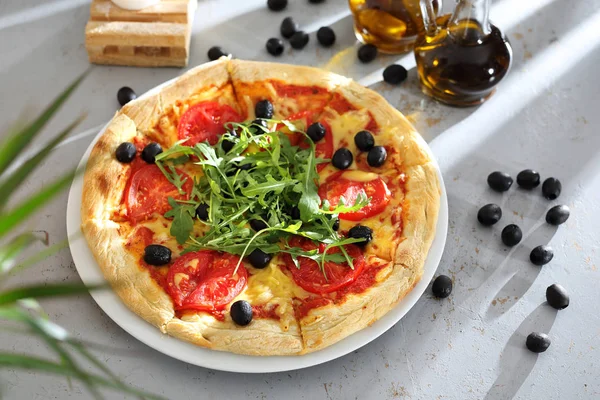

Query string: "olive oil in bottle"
[[349, 0, 440, 53], [414, 0, 512, 106]]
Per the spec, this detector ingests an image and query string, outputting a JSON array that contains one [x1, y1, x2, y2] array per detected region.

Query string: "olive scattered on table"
[[280, 17, 298, 38], [546, 284, 569, 310], [546, 205, 570, 226], [530, 245, 554, 266], [230, 300, 253, 326], [487, 171, 513, 192], [354, 130, 375, 151], [383, 64, 408, 85], [117, 87, 137, 106], [317, 26, 336, 47], [255, 100, 274, 119], [348, 225, 373, 247], [501, 224, 523, 246], [115, 142, 136, 163], [290, 31, 309, 49], [248, 248, 272, 269], [267, 0, 287, 11], [143, 245, 171, 266], [207, 46, 228, 61], [332, 148, 353, 170], [357, 44, 378, 63], [432, 275, 453, 298], [542, 177, 562, 200], [141, 142, 162, 164], [266, 38, 284, 56], [517, 169, 541, 189], [477, 204, 502, 226], [526, 332, 551, 353], [307, 122, 326, 142], [196, 203, 209, 221]]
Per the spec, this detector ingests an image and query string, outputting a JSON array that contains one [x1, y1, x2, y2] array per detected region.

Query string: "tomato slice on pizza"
[[167, 251, 248, 312], [125, 164, 193, 223], [178, 101, 243, 146], [318, 171, 391, 221], [284, 236, 365, 294]]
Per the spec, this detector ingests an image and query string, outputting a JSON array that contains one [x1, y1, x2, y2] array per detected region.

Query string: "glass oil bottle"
[[414, 0, 513, 106]]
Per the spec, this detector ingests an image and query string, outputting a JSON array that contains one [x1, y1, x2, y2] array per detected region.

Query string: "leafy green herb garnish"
[[155, 120, 369, 276]]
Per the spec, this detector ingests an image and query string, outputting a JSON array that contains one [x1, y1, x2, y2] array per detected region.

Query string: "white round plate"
[[67, 79, 448, 374]]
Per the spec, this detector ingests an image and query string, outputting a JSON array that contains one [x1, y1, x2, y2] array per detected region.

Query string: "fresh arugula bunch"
[[155, 120, 369, 274]]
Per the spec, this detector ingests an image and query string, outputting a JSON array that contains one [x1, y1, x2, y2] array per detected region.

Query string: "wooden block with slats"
[[85, 0, 197, 67]]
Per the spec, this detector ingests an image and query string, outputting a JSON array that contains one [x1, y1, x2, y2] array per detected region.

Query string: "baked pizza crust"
[[81, 59, 441, 356]]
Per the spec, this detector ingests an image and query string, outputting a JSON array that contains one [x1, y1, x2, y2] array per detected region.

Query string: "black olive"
[[267, 0, 287, 11], [250, 219, 268, 231], [230, 300, 253, 326], [332, 148, 353, 170], [266, 38, 284, 56], [487, 171, 513, 192], [358, 44, 378, 63], [280, 17, 299, 38], [117, 87, 137, 106], [530, 245, 553, 266], [517, 169, 541, 189], [542, 177, 561, 200], [546, 283, 569, 310], [431, 275, 452, 298], [348, 225, 373, 247], [196, 203, 209, 221], [290, 206, 301, 219], [501, 224, 522, 246], [222, 138, 235, 152], [236, 161, 253, 171], [115, 142, 136, 163], [143, 245, 171, 266], [367, 146, 387, 167], [332, 218, 340, 231], [526, 332, 551, 353], [354, 130, 375, 151], [141, 142, 162, 164], [290, 31, 309, 49], [248, 248, 272, 269], [255, 100, 274, 119], [477, 204, 502, 226], [307, 122, 326, 142], [546, 205, 570, 226], [251, 118, 268, 134], [317, 26, 336, 47], [382, 64, 408, 84], [207, 46, 228, 61]]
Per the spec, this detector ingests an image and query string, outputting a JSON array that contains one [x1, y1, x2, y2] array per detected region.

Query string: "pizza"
[[81, 59, 440, 355]]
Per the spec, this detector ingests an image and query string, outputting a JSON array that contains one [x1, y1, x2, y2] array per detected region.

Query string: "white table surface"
[[1, 0, 599, 399]]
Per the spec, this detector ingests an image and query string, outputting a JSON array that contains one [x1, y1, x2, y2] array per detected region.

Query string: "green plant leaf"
[[0, 115, 85, 209], [0, 354, 164, 399], [0, 71, 88, 175], [164, 197, 195, 244], [0, 171, 77, 238], [0, 232, 48, 277], [0, 283, 102, 305]]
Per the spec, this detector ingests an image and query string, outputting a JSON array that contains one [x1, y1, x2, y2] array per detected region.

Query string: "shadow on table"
[[483, 303, 558, 400]]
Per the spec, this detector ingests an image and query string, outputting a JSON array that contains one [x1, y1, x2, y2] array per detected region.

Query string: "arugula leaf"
[[164, 198, 195, 244], [155, 118, 370, 279]]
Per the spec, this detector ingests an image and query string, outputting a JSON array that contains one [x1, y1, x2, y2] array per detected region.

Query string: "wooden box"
[[85, 0, 196, 67]]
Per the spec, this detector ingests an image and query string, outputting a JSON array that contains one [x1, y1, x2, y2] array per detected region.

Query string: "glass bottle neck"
[[449, 0, 492, 36]]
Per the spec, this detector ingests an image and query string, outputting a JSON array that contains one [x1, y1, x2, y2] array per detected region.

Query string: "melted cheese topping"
[[234, 258, 309, 330]]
